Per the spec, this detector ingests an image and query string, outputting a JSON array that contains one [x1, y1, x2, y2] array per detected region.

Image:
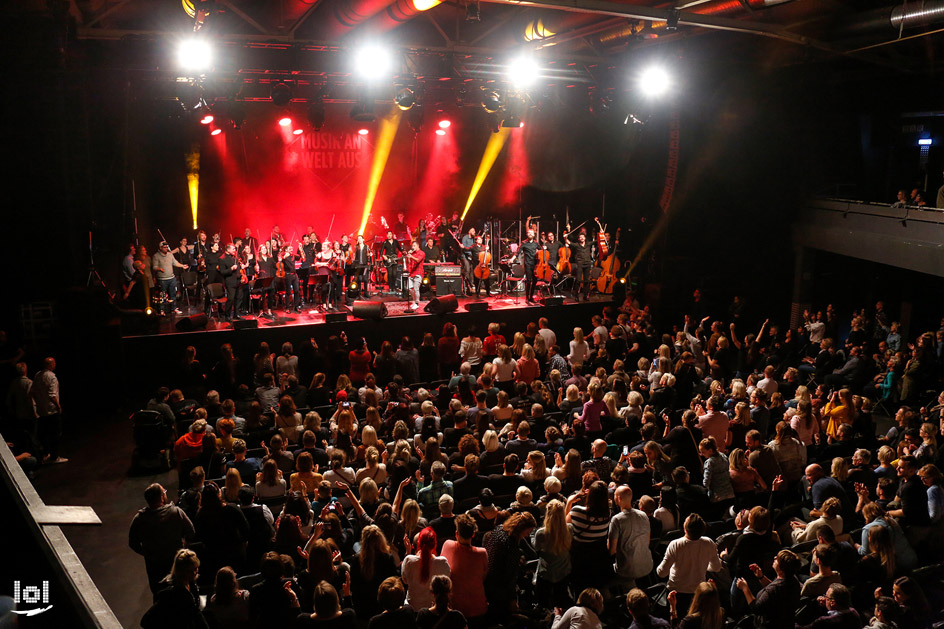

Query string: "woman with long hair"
[[863, 524, 897, 581], [416, 576, 467, 629], [295, 580, 355, 628], [566, 480, 613, 591], [552, 448, 583, 496], [491, 390, 514, 423], [437, 323, 461, 379], [395, 336, 420, 386], [419, 332, 439, 383], [522, 449, 550, 484], [255, 457, 286, 499], [669, 581, 723, 629], [483, 512, 537, 619], [275, 395, 302, 444], [349, 525, 398, 621], [789, 399, 820, 451], [203, 566, 250, 628], [511, 331, 527, 358], [532, 499, 573, 608], [490, 344, 519, 394], [551, 588, 603, 629], [568, 327, 590, 367], [823, 388, 856, 442], [290, 452, 322, 497], [726, 402, 756, 451], [769, 421, 806, 486], [252, 341, 274, 387], [401, 527, 451, 611], [223, 467, 248, 503], [643, 441, 672, 487], [141, 549, 204, 628], [516, 344, 540, 385]]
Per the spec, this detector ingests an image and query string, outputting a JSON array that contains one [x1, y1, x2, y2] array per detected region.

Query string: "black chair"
[[179, 271, 200, 310], [206, 282, 227, 318], [131, 410, 174, 472]]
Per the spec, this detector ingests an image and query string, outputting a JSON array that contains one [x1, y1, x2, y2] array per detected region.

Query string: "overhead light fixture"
[[200, 114, 214, 125], [481, 90, 502, 114], [438, 119, 451, 129], [271, 82, 293, 107], [918, 138, 933, 146], [350, 100, 376, 122], [278, 117, 292, 127], [307, 100, 325, 131], [465, 0, 480, 22], [666, 9, 680, 31], [292, 128, 303, 135], [507, 56, 539, 89], [358, 128, 370, 136], [177, 37, 213, 72], [354, 45, 393, 81], [407, 107, 425, 133], [435, 129, 446, 136], [638, 66, 670, 97], [395, 87, 416, 111]]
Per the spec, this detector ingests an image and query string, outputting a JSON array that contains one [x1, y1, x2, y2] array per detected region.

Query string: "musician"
[[380, 231, 402, 294], [471, 235, 492, 299], [242, 228, 259, 254], [270, 225, 285, 249], [279, 245, 301, 313], [256, 244, 276, 318], [297, 234, 313, 305], [219, 244, 240, 321], [313, 242, 333, 311], [339, 234, 353, 290], [205, 242, 222, 285], [421, 236, 440, 265], [544, 232, 563, 268], [447, 211, 461, 233], [405, 240, 425, 312], [392, 212, 410, 239], [568, 229, 593, 301], [351, 235, 373, 298], [416, 219, 428, 245], [123, 259, 147, 309], [152, 241, 189, 316], [236, 244, 255, 316], [121, 244, 136, 286], [194, 231, 210, 285], [513, 229, 539, 305], [460, 227, 477, 294]]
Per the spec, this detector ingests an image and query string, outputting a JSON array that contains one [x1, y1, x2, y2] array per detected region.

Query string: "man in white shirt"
[[656, 513, 722, 611], [804, 310, 825, 345], [608, 485, 652, 592], [756, 365, 779, 397], [537, 317, 557, 348], [31, 357, 66, 463]]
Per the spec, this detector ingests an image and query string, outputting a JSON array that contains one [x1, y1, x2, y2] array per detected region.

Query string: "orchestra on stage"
[[120, 211, 622, 319]]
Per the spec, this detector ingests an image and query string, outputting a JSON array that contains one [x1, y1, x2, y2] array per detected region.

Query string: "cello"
[[596, 228, 621, 294], [535, 244, 554, 282], [594, 217, 610, 261], [473, 235, 492, 281]]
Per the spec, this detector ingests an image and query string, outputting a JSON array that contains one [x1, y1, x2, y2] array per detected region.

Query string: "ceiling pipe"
[[322, 0, 400, 38], [356, 0, 444, 35], [593, 0, 795, 46], [839, 1, 944, 36]]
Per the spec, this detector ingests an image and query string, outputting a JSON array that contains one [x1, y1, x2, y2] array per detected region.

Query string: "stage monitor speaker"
[[424, 294, 459, 315], [175, 313, 209, 332], [325, 312, 348, 323], [542, 296, 564, 307], [465, 301, 489, 313], [436, 276, 461, 295], [352, 301, 387, 320], [232, 318, 258, 331]]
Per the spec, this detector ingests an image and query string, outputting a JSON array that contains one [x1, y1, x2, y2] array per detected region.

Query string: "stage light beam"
[[279, 117, 292, 127], [186, 147, 200, 229], [438, 120, 451, 129], [358, 108, 403, 236], [462, 127, 510, 220], [355, 46, 393, 81], [210, 127, 222, 136], [507, 56, 539, 88], [435, 129, 446, 136]]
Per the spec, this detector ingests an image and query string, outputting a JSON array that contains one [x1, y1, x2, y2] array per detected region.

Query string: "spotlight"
[[200, 114, 214, 125], [350, 99, 377, 122], [293, 128, 303, 135], [407, 108, 425, 133], [435, 129, 446, 136], [422, 277, 430, 284], [438, 119, 451, 129], [395, 87, 416, 111], [350, 281, 358, 290], [358, 128, 369, 136], [507, 56, 539, 89], [145, 307, 153, 315], [354, 45, 393, 80], [465, 0, 480, 22], [278, 117, 292, 127], [177, 38, 213, 72], [638, 66, 670, 97], [271, 82, 293, 107], [482, 90, 502, 114], [210, 127, 222, 136]]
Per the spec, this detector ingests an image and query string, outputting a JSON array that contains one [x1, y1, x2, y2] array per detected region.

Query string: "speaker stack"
[[424, 294, 459, 315], [352, 301, 388, 320]]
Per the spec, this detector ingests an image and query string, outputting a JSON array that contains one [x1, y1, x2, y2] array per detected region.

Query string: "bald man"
[[608, 486, 652, 591]]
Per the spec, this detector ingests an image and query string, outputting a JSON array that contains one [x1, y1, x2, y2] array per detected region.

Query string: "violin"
[[473, 235, 492, 280], [535, 245, 554, 282], [597, 228, 621, 294], [276, 249, 286, 279]]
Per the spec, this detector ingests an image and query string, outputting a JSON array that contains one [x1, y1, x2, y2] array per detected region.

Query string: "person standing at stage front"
[[152, 241, 189, 316], [514, 229, 539, 305], [567, 227, 593, 302], [407, 240, 425, 312], [32, 357, 66, 464], [380, 231, 402, 295]]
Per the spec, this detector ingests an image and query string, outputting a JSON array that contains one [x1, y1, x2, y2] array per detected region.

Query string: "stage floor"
[[129, 290, 610, 338]]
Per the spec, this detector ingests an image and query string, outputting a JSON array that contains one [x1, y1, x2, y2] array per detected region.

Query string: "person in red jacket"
[[174, 419, 214, 469]]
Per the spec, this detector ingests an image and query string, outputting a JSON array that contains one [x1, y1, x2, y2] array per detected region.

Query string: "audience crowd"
[[57, 301, 944, 627]]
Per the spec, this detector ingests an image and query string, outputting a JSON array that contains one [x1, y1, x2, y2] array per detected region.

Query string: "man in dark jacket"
[[129, 483, 195, 595]]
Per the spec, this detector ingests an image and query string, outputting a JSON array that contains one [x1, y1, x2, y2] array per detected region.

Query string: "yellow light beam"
[[462, 127, 510, 221], [187, 174, 199, 229], [358, 107, 402, 236]]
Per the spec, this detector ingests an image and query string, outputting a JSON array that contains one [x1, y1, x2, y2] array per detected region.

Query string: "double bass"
[[597, 228, 621, 294], [473, 235, 492, 280]]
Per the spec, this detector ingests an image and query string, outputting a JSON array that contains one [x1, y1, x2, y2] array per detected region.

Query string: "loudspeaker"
[[424, 294, 459, 315], [352, 301, 387, 320], [465, 301, 489, 312], [325, 312, 348, 323], [542, 296, 564, 307], [232, 318, 258, 331], [436, 276, 461, 295], [175, 313, 209, 332]]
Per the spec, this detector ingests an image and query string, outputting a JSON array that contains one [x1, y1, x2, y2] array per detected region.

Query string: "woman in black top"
[[416, 576, 466, 629], [348, 525, 398, 621], [668, 581, 723, 629], [295, 580, 356, 628], [141, 549, 207, 629]]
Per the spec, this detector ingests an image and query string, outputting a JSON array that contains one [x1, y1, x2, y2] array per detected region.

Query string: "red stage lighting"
[[200, 114, 214, 125], [438, 120, 451, 129], [278, 117, 292, 127], [435, 129, 446, 136], [358, 128, 369, 136], [210, 128, 222, 136], [292, 128, 303, 135]]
